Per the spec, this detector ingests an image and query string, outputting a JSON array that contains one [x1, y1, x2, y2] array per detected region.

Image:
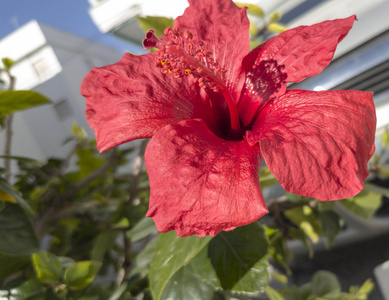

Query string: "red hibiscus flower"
[[81, 0, 376, 237]]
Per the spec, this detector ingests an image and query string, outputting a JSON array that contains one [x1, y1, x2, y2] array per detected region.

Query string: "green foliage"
[[130, 237, 157, 278], [64, 261, 102, 290], [127, 216, 157, 242], [269, 12, 283, 22], [0, 178, 35, 214], [381, 129, 389, 148], [1, 57, 14, 70], [149, 231, 212, 299], [279, 271, 374, 300], [0, 155, 41, 167], [265, 286, 285, 300], [0, 203, 39, 256], [71, 122, 88, 141], [0, 254, 31, 282], [340, 190, 382, 219], [0, 90, 51, 116], [32, 251, 63, 284], [268, 22, 288, 33], [4, 279, 44, 300], [149, 223, 269, 299], [137, 16, 174, 37], [318, 202, 342, 248], [0, 203, 38, 281], [160, 251, 216, 300], [310, 271, 341, 297], [260, 167, 279, 188], [235, 2, 265, 18], [209, 222, 269, 292]]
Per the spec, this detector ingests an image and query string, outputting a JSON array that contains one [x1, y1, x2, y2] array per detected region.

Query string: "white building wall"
[[0, 20, 121, 166]]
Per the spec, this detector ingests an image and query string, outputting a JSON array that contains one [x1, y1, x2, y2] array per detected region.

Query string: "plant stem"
[[3, 70, 16, 181], [4, 114, 14, 181]]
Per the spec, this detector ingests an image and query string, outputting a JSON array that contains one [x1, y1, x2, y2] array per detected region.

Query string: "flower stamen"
[[143, 27, 242, 137]]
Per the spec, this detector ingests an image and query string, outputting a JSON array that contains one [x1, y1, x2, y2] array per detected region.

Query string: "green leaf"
[[311, 271, 341, 297], [235, 2, 264, 18], [149, 231, 211, 300], [288, 227, 314, 258], [284, 205, 321, 243], [64, 261, 102, 290], [249, 22, 258, 37], [0, 253, 30, 281], [0, 203, 39, 256], [111, 217, 130, 229], [1, 57, 14, 70], [265, 286, 285, 300], [208, 222, 269, 292], [259, 169, 279, 188], [91, 231, 115, 261], [0, 178, 35, 215], [75, 148, 105, 179], [269, 12, 282, 22], [160, 246, 220, 299], [281, 283, 312, 300], [130, 237, 157, 277], [355, 278, 374, 296], [32, 251, 63, 284], [71, 122, 88, 140], [108, 283, 128, 300], [267, 229, 292, 274], [232, 253, 269, 293], [340, 190, 382, 219], [0, 155, 41, 167], [285, 192, 313, 203], [267, 22, 288, 33], [318, 203, 342, 248], [8, 278, 44, 300], [137, 16, 174, 37], [0, 189, 16, 203], [58, 256, 76, 269], [187, 246, 221, 289], [381, 129, 389, 148], [127, 217, 157, 242], [364, 182, 389, 198], [250, 40, 262, 50], [378, 168, 389, 176], [160, 254, 216, 300], [0, 90, 51, 116]]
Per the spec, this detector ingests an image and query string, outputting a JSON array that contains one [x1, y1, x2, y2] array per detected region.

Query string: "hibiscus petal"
[[81, 53, 210, 152], [145, 119, 267, 237], [258, 16, 356, 84], [174, 0, 250, 102], [238, 16, 356, 127], [247, 90, 376, 200]]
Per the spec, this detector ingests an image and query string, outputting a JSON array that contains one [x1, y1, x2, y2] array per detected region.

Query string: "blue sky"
[[0, 0, 141, 53]]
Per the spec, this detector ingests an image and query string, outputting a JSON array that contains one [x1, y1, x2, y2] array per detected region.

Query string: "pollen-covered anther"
[[145, 26, 227, 92], [184, 31, 193, 40]]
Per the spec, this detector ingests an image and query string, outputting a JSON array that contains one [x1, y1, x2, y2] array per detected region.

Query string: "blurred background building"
[[0, 20, 121, 161]]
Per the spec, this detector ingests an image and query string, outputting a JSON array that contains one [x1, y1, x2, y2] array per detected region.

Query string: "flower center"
[[143, 27, 242, 138]]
